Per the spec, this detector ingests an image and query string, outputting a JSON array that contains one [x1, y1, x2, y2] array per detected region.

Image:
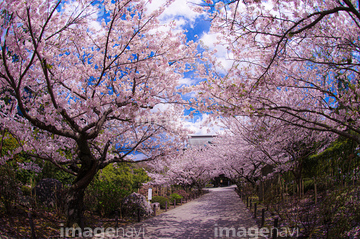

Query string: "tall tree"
[[199, 115, 333, 189], [0, 0, 198, 227], [148, 147, 220, 189], [196, 0, 360, 143]]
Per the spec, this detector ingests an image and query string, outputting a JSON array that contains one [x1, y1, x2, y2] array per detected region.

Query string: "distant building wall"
[[187, 135, 216, 147]]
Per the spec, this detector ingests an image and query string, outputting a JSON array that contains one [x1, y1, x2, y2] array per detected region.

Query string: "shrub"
[[84, 163, 150, 217], [170, 193, 183, 203], [151, 196, 170, 209], [174, 189, 189, 199], [122, 193, 153, 219], [21, 185, 32, 196]]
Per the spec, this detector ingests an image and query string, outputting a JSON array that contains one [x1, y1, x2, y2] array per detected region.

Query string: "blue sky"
[[125, 0, 228, 160], [145, 0, 231, 135], [85, 0, 226, 135], [86, 0, 230, 137], [59, 0, 229, 161]]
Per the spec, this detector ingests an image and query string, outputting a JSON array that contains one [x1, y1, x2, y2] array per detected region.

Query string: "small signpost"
[[148, 188, 152, 202]]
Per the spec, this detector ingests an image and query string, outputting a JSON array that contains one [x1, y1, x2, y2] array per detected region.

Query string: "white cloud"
[[200, 32, 234, 71], [147, 0, 204, 25], [151, 103, 172, 113], [145, 0, 208, 37], [177, 77, 198, 86], [145, 0, 226, 136], [182, 113, 225, 135]]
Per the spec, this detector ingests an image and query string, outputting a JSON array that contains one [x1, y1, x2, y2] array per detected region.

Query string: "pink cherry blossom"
[[0, 0, 198, 227]]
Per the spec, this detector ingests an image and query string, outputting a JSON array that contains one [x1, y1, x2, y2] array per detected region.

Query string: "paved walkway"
[[126, 185, 260, 239]]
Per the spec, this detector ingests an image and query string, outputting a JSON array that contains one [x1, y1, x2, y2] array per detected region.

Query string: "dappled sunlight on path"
[[128, 185, 261, 238]]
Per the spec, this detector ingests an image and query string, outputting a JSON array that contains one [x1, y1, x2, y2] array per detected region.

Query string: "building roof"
[[187, 135, 217, 147]]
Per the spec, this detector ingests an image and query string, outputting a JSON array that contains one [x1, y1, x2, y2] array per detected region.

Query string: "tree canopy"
[[0, 0, 198, 227]]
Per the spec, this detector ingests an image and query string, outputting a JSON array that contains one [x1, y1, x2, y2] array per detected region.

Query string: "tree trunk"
[[66, 187, 86, 229], [65, 159, 99, 228], [278, 175, 281, 200], [297, 179, 301, 198], [293, 181, 295, 196], [302, 179, 304, 197]]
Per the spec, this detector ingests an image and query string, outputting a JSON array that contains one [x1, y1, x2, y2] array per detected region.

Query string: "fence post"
[[137, 208, 141, 222], [272, 218, 278, 239], [261, 209, 265, 227], [80, 213, 84, 231], [165, 201, 168, 212], [28, 212, 36, 239], [115, 214, 119, 228], [314, 177, 318, 204], [153, 204, 156, 216], [254, 203, 257, 218], [120, 204, 123, 219]]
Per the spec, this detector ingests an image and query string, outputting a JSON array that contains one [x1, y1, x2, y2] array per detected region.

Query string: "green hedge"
[[151, 196, 170, 209], [170, 193, 183, 203]]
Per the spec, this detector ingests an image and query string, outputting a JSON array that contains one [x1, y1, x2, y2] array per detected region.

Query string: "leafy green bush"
[[151, 196, 170, 209], [34, 160, 75, 186], [174, 189, 189, 199], [170, 193, 183, 203], [20, 185, 32, 196], [85, 179, 128, 217], [303, 178, 314, 193], [84, 163, 150, 217]]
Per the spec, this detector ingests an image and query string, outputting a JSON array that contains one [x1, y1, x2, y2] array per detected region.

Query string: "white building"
[[187, 135, 217, 147]]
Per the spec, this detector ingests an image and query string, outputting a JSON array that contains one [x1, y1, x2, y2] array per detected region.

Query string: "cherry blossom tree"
[[148, 146, 220, 190], [196, 0, 360, 143], [200, 118, 280, 188], [0, 0, 198, 227], [199, 115, 333, 194]]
